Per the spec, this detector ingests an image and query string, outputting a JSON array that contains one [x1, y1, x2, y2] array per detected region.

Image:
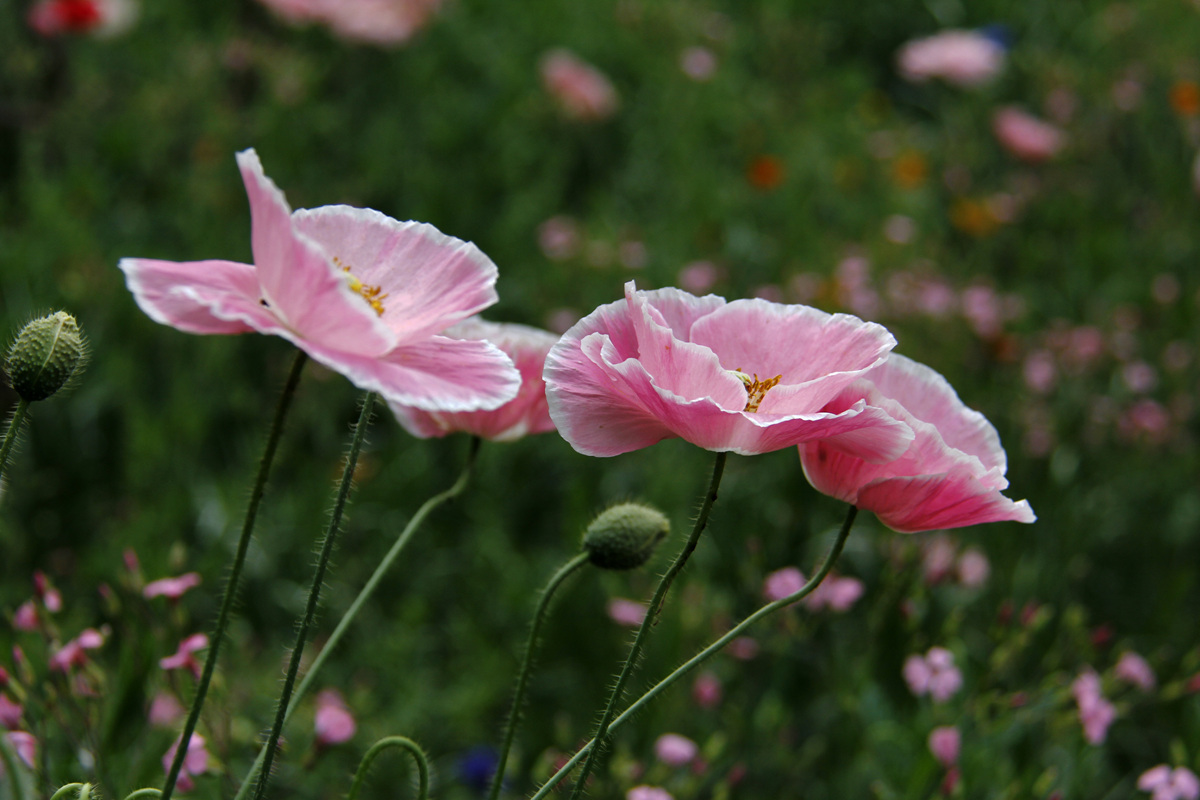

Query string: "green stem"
[[232, 436, 482, 800], [161, 350, 307, 800], [121, 791, 163, 800], [532, 505, 858, 800], [1, 736, 28, 800], [487, 552, 591, 800], [0, 398, 30, 485], [251, 391, 376, 800], [48, 784, 87, 800], [567, 451, 728, 800], [347, 736, 429, 800]]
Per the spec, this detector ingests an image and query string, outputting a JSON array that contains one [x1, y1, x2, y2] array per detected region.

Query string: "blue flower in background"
[[457, 745, 500, 794]]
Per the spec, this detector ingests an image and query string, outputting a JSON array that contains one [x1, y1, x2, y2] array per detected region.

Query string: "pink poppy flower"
[[654, 733, 698, 767], [799, 354, 1035, 533], [1139, 765, 1200, 800], [27, 0, 136, 37], [160, 633, 209, 681], [162, 732, 210, 793], [544, 282, 913, 458], [314, 688, 356, 747], [257, 0, 442, 45], [120, 150, 519, 414], [927, 726, 960, 767], [540, 49, 620, 121], [903, 647, 962, 703], [896, 29, 1005, 88], [390, 319, 559, 441], [143, 572, 201, 601], [992, 107, 1064, 162]]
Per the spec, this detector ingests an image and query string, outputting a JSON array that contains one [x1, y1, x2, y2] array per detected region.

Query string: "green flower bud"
[[5, 312, 87, 402], [582, 502, 670, 571]]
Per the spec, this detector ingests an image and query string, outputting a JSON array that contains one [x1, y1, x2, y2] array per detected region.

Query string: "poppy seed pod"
[[6, 311, 87, 402], [582, 502, 669, 571]]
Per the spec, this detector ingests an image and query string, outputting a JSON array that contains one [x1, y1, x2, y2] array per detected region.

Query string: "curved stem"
[[49, 784, 87, 800], [0, 398, 31, 485], [232, 436, 482, 800], [251, 391, 376, 800], [121, 791, 162, 800], [347, 736, 429, 800], [487, 551, 591, 800], [533, 505, 858, 800], [2, 736, 29, 800], [161, 350, 307, 800], [567, 451, 728, 799]]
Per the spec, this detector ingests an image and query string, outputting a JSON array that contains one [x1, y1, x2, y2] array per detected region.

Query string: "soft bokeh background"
[[1, 0, 1198, 798]]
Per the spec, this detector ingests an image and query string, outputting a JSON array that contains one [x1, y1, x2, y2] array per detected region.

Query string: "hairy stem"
[[0, 398, 30, 487], [347, 736, 429, 800]]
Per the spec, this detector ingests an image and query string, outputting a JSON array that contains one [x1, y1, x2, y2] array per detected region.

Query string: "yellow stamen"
[[735, 369, 783, 413], [333, 256, 388, 316]]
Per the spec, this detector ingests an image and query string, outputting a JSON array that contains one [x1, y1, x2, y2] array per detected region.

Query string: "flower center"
[[333, 256, 387, 316], [734, 370, 782, 413]]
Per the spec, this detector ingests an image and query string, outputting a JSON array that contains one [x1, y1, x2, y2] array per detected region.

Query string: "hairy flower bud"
[[582, 502, 669, 571], [6, 312, 87, 402]]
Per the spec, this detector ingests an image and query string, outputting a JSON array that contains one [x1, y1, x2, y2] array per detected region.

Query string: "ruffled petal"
[[856, 473, 1037, 533], [118, 258, 281, 335], [235, 149, 394, 355], [299, 335, 520, 412], [292, 206, 500, 344]]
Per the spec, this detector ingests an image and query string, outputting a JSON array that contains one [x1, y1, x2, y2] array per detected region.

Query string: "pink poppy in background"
[[390, 319, 558, 441], [256, 0, 442, 45], [903, 647, 962, 703], [927, 725, 960, 767], [1139, 765, 1200, 800], [120, 149, 519, 413], [541, 49, 620, 121], [544, 281, 913, 458], [1072, 670, 1116, 744], [314, 688, 357, 747], [800, 354, 1035, 533], [992, 107, 1065, 162], [27, 0, 136, 37], [160, 633, 209, 681], [143, 572, 201, 601], [162, 733, 210, 793], [1115, 651, 1156, 691], [896, 29, 1005, 87], [654, 733, 698, 767]]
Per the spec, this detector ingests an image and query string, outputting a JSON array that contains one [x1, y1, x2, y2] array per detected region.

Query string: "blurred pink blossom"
[[0, 731, 36, 773], [927, 725, 960, 767], [680, 47, 718, 81], [654, 733, 697, 766], [607, 598, 648, 627], [806, 574, 864, 612], [962, 285, 1003, 338], [956, 548, 990, 588], [1121, 361, 1158, 393], [27, 0, 136, 37], [162, 732, 210, 793], [1138, 765, 1200, 800], [144, 572, 202, 601], [160, 633, 209, 681], [50, 628, 107, 673], [546, 308, 580, 335], [921, 535, 958, 584], [1063, 326, 1105, 369], [1120, 399, 1171, 443], [627, 787, 673, 800], [1072, 670, 1116, 744], [256, 0, 442, 45], [678, 261, 720, 294], [148, 691, 185, 729], [538, 216, 581, 261], [992, 107, 1064, 162], [903, 647, 963, 702], [541, 49, 619, 121], [692, 671, 722, 709], [1115, 651, 1156, 691], [12, 602, 38, 632], [883, 214, 916, 244], [1023, 350, 1057, 394], [619, 240, 648, 270], [726, 637, 759, 660], [896, 30, 1005, 88], [314, 688, 357, 747], [0, 695, 22, 730], [762, 567, 805, 602]]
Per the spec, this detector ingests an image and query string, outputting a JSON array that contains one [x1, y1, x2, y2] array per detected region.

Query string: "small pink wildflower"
[[1139, 765, 1200, 800], [927, 725, 960, 767], [314, 688, 356, 747], [144, 572, 202, 601], [607, 598, 647, 627], [538, 216, 581, 261], [956, 548, 990, 588], [627, 786, 673, 800], [160, 633, 209, 681], [33, 572, 62, 613], [677, 261, 720, 294], [148, 692, 185, 729], [1023, 350, 1057, 394], [256, 0, 443, 45], [762, 567, 805, 602], [896, 29, 1005, 88], [726, 637, 759, 660], [992, 107, 1064, 162], [120, 149, 519, 414], [544, 281, 911, 459], [654, 733, 698, 767], [12, 602, 38, 632], [903, 647, 963, 703], [1114, 651, 1156, 691], [806, 574, 864, 612], [540, 49, 619, 121], [162, 732, 210, 793], [0, 695, 22, 729], [1072, 670, 1116, 744], [0, 731, 36, 772], [50, 628, 107, 673], [680, 47, 718, 81], [692, 671, 722, 709]]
